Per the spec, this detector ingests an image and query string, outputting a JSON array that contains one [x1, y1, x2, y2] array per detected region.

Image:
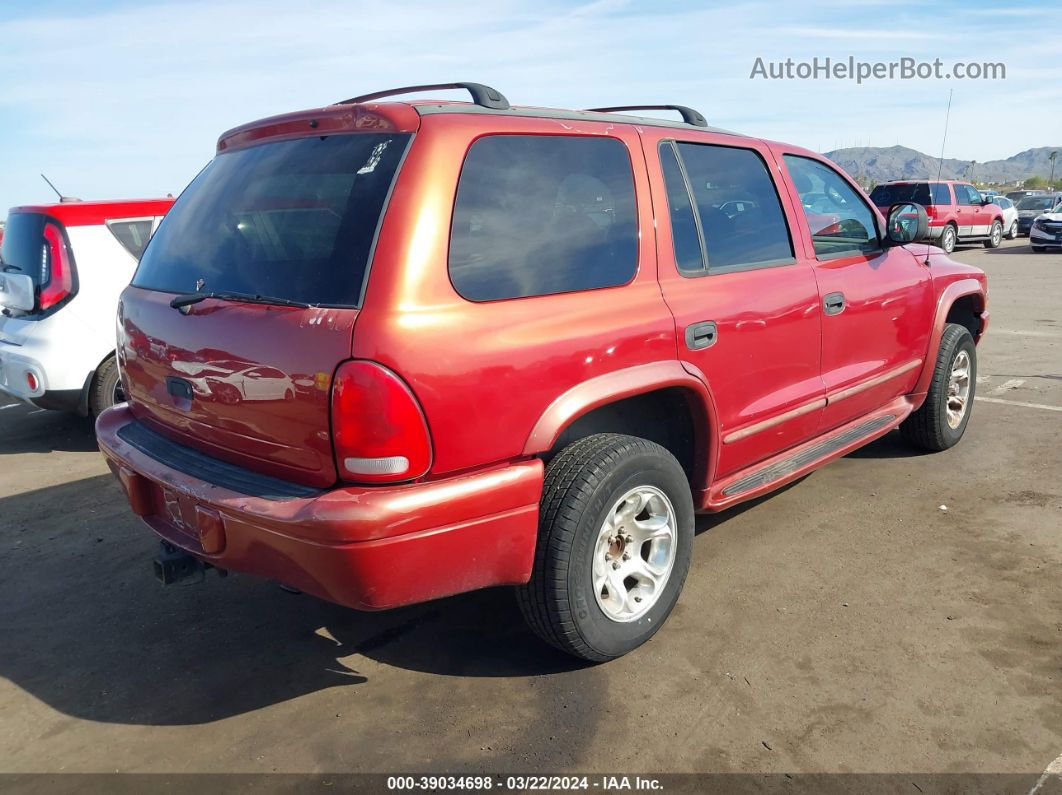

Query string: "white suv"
[[0, 198, 172, 415]]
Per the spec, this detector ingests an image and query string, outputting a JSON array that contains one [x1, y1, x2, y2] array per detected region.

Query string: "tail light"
[[39, 222, 75, 311], [331, 361, 432, 484]]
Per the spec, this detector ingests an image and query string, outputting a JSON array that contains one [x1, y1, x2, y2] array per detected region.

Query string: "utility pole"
[[1050, 150, 1058, 189]]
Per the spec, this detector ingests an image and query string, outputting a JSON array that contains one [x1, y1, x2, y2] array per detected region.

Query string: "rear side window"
[[663, 142, 793, 273], [108, 219, 154, 259], [932, 183, 953, 205], [448, 135, 638, 301], [133, 133, 409, 306], [784, 155, 879, 259]]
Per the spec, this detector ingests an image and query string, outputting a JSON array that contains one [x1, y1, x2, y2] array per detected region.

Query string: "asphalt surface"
[[0, 238, 1059, 780]]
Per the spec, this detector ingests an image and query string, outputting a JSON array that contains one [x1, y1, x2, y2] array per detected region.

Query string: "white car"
[[1030, 208, 1062, 252], [988, 196, 1019, 239], [0, 198, 173, 415]]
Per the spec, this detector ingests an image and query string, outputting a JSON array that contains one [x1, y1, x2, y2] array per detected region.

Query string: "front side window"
[[449, 135, 638, 302], [956, 185, 983, 206], [133, 133, 410, 306], [784, 155, 879, 259], [659, 142, 793, 273]]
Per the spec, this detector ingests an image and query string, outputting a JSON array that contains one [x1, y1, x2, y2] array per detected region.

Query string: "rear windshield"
[[0, 212, 48, 285], [132, 133, 410, 306], [869, 183, 934, 206]]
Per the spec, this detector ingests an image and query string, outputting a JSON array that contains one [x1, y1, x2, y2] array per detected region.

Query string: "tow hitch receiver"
[[153, 541, 206, 585]]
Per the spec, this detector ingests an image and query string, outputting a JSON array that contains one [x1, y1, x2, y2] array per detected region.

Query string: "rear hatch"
[[120, 130, 410, 488], [0, 211, 77, 317]]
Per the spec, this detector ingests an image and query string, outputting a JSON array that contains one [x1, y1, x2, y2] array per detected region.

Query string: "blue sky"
[[0, 0, 1059, 209]]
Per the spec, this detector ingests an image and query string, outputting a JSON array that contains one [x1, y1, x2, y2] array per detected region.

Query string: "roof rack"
[[586, 104, 708, 128], [338, 82, 510, 110]]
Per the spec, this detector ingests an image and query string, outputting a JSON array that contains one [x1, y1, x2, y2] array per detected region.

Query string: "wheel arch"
[[912, 279, 987, 397], [523, 360, 718, 492]]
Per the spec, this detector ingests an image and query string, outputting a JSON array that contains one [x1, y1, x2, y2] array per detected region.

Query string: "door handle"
[[823, 292, 845, 316], [685, 321, 718, 350]]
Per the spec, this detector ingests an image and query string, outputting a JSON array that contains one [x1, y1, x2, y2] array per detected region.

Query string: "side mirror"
[[0, 272, 35, 312], [981, 197, 994, 206], [885, 202, 929, 245]]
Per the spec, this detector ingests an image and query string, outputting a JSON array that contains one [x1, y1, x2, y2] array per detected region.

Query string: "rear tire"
[[1006, 221, 1018, 239], [516, 434, 694, 662], [900, 324, 976, 452], [88, 356, 123, 417], [939, 224, 957, 254], [983, 220, 1003, 248]]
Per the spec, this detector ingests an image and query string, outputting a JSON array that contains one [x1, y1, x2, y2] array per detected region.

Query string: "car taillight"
[[39, 222, 74, 311], [331, 361, 432, 484]]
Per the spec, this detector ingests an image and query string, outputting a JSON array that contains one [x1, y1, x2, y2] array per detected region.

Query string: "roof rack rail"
[[338, 82, 510, 110], [585, 104, 708, 128]]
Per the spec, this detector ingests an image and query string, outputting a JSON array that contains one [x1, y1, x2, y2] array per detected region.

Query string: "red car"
[[97, 83, 988, 661], [869, 179, 1005, 254]]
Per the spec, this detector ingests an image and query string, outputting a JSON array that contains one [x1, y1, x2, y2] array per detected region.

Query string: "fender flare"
[[521, 360, 720, 489], [912, 278, 986, 397]]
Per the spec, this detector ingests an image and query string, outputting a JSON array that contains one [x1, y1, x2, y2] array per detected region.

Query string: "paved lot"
[[0, 238, 1059, 777]]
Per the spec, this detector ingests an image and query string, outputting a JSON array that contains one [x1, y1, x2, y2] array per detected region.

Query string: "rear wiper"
[[169, 290, 311, 310]]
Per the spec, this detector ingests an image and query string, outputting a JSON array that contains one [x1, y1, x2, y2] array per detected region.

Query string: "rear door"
[[119, 131, 411, 488], [776, 150, 933, 431], [642, 129, 824, 479], [955, 183, 987, 236]]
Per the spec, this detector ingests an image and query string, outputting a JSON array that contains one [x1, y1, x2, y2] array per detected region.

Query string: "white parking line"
[[1028, 752, 1062, 794], [993, 328, 1061, 338], [975, 396, 1062, 413], [991, 378, 1026, 394]]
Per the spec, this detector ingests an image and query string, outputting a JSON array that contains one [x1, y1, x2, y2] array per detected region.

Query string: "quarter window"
[[659, 142, 794, 273], [784, 155, 880, 259], [108, 219, 154, 259], [448, 135, 638, 302]]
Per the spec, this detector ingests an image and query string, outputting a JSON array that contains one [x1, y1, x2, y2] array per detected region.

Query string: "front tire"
[[517, 434, 694, 662], [984, 220, 1003, 248], [1031, 245, 1045, 253], [900, 324, 976, 452], [940, 224, 957, 254], [88, 356, 123, 417]]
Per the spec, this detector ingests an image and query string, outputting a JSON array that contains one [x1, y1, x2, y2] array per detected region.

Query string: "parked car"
[[0, 198, 174, 415], [1016, 193, 1062, 236], [869, 180, 1005, 254], [987, 195, 1019, 239], [1005, 190, 1045, 203], [1030, 205, 1062, 252], [96, 83, 988, 661]]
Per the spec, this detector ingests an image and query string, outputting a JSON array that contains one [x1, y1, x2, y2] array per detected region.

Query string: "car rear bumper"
[[96, 404, 543, 610], [0, 313, 97, 412]]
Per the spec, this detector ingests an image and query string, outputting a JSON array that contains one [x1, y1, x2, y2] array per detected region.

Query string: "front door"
[[642, 130, 824, 481], [775, 150, 934, 431]]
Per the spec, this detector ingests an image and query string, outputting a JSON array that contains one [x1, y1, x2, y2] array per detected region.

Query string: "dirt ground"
[[0, 238, 1059, 780]]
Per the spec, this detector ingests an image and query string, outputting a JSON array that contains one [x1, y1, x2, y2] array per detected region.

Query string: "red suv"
[[869, 180, 1005, 254], [97, 83, 989, 661]]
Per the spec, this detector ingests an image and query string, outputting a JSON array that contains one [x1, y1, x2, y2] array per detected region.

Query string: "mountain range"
[[823, 145, 1061, 186]]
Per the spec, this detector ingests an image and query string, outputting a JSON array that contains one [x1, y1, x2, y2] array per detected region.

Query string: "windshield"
[[133, 133, 410, 306], [870, 183, 932, 206], [1017, 196, 1059, 211]]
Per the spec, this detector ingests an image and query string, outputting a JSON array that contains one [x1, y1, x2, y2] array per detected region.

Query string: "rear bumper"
[[0, 313, 97, 413], [96, 405, 543, 610]]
